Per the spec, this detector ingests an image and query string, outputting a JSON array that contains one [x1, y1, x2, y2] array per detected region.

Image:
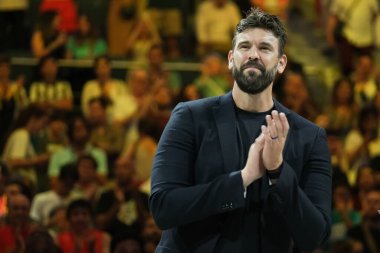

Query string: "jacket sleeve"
[[149, 102, 246, 230], [267, 127, 332, 251]]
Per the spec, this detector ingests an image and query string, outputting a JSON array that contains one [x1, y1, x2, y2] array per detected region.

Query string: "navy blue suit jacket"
[[149, 92, 332, 253]]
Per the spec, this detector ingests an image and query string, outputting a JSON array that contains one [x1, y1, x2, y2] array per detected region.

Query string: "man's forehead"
[[235, 28, 278, 44]]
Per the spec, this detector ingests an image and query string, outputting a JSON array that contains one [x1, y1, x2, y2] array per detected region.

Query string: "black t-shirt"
[[235, 105, 273, 252], [95, 188, 149, 237]]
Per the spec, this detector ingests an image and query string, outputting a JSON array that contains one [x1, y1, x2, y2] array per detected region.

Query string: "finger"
[[271, 110, 283, 138], [255, 132, 265, 147], [261, 125, 271, 143], [265, 115, 278, 140], [279, 112, 289, 137]]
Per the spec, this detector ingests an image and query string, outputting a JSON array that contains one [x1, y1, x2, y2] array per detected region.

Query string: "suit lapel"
[[213, 92, 242, 173]]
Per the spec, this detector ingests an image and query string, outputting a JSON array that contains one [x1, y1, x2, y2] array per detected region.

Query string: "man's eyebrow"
[[259, 42, 274, 49], [237, 40, 251, 46]]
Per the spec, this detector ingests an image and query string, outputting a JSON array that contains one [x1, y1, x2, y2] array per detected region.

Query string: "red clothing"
[[57, 229, 105, 253], [0, 195, 7, 216], [40, 0, 78, 33], [0, 222, 35, 253]]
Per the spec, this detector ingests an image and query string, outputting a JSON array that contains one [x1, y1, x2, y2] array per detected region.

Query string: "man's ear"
[[277, 54, 287, 74], [228, 50, 234, 70]]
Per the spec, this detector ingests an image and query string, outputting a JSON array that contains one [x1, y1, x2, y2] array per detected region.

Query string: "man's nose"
[[248, 47, 259, 61]]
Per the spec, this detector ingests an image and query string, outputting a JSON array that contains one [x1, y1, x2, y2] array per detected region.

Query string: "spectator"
[[0, 194, 39, 253], [66, 13, 108, 59], [107, 0, 146, 56], [146, 44, 182, 97], [72, 155, 103, 205], [30, 162, 78, 226], [48, 113, 108, 186], [31, 10, 67, 59], [113, 233, 143, 253], [125, 68, 151, 120], [121, 69, 153, 161], [121, 117, 159, 194], [347, 185, 380, 253], [147, 0, 183, 59], [39, 0, 78, 33], [124, 13, 161, 64], [330, 183, 361, 244], [195, 0, 241, 56], [141, 215, 161, 253], [0, 176, 33, 217], [280, 70, 320, 122], [326, 0, 379, 75], [326, 129, 350, 186], [1, 105, 50, 190], [352, 166, 376, 211], [44, 110, 69, 154], [4, 177, 32, 203], [143, 85, 174, 138], [95, 158, 149, 248], [319, 77, 358, 136], [344, 107, 380, 171], [25, 228, 61, 253], [351, 54, 378, 108], [0, 55, 28, 145], [177, 84, 202, 103], [29, 56, 73, 111], [46, 205, 68, 239], [81, 55, 135, 126], [87, 97, 125, 166], [191, 52, 231, 98], [57, 199, 111, 253]]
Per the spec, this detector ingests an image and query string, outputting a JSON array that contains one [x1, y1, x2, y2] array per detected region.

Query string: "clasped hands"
[[241, 110, 289, 188]]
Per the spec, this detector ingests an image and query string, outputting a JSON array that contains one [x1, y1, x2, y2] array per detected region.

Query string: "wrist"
[[266, 164, 282, 181], [241, 169, 250, 188], [266, 158, 283, 171]]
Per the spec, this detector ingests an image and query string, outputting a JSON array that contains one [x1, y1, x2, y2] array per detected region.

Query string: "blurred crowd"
[[0, 0, 380, 253]]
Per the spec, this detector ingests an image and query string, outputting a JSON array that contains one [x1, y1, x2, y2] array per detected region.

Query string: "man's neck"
[[44, 76, 56, 84], [232, 84, 274, 112], [98, 76, 109, 85]]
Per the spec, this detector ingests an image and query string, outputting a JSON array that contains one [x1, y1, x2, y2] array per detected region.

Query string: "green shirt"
[[66, 37, 107, 59], [48, 145, 108, 177]]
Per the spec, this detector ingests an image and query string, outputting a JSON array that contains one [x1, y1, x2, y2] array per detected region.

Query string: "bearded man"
[[149, 8, 332, 253]]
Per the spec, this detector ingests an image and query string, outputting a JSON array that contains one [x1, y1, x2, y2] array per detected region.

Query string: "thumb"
[[254, 133, 265, 148]]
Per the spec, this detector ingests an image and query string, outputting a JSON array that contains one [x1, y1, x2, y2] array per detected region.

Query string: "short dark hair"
[[77, 154, 98, 170], [93, 55, 110, 69], [66, 199, 92, 219], [58, 162, 78, 182], [232, 8, 287, 56], [66, 113, 89, 142]]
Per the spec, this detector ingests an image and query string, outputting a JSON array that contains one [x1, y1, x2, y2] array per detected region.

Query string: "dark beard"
[[232, 60, 278, 95]]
